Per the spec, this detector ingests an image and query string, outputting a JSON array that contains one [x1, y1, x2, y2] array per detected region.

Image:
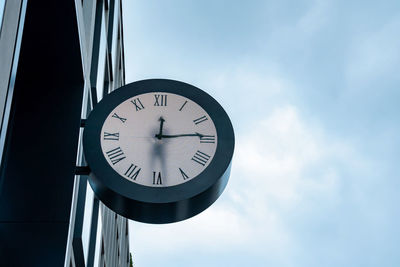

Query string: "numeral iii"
[[200, 134, 215, 144]]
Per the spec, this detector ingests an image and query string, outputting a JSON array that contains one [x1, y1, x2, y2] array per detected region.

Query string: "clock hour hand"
[[155, 132, 204, 139], [156, 117, 165, 140]]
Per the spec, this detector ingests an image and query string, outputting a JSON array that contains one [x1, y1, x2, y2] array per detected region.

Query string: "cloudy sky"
[[121, 0, 400, 266]]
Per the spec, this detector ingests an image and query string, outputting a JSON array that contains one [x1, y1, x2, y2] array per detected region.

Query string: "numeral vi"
[[152, 171, 162, 185]]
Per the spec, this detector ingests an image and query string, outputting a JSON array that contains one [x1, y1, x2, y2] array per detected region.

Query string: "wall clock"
[[83, 79, 234, 223]]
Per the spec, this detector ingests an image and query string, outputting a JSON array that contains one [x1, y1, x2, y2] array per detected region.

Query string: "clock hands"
[[155, 132, 204, 139], [154, 117, 204, 139], [156, 116, 165, 140]]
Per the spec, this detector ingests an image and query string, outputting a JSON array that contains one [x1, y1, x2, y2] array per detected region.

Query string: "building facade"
[[0, 1, 130, 266]]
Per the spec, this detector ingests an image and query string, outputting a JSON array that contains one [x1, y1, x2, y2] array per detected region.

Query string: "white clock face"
[[100, 92, 218, 187]]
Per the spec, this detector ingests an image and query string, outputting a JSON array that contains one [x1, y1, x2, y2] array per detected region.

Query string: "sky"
[[0, 0, 5, 30], [121, 1, 400, 266]]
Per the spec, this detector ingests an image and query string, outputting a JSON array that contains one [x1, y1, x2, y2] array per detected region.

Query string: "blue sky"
[[122, 1, 400, 266], [0, 0, 5, 30]]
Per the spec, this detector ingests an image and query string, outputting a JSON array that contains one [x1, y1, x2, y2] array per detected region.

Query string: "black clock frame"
[[83, 79, 234, 224]]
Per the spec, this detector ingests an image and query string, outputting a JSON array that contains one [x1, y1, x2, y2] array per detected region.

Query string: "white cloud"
[[121, 1, 400, 265], [129, 105, 345, 263], [230, 105, 343, 224]]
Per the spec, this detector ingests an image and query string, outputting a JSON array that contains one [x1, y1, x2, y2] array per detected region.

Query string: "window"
[[81, 180, 94, 262], [96, 16, 107, 102]]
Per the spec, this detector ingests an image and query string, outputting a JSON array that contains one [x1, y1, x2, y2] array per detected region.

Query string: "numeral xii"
[[154, 94, 167, 106]]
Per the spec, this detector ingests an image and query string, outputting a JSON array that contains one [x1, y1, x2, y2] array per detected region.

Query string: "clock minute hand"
[[155, 132, 204, 139]]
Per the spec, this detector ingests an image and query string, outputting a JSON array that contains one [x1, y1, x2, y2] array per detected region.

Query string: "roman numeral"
[[193, 115, 208, 125], [152, 171, 162, 185], [103, 132, 119, 141], [179, 168, 189, 180], [191, 150, 211, 166], [124, 163, 141, 180], [200, 134, 215, 144], [154, 94, 167, 106], [111, 113, 126, 123], [179, 100, 188, 111], [106, 147, 126, 165], [131, 98, 145, 111]]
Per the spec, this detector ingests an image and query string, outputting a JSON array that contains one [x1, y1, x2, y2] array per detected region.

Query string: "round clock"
[[83, 79, 234, 224]]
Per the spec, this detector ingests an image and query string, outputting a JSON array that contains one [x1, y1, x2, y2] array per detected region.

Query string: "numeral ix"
[[103, 132, 119, 141]]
